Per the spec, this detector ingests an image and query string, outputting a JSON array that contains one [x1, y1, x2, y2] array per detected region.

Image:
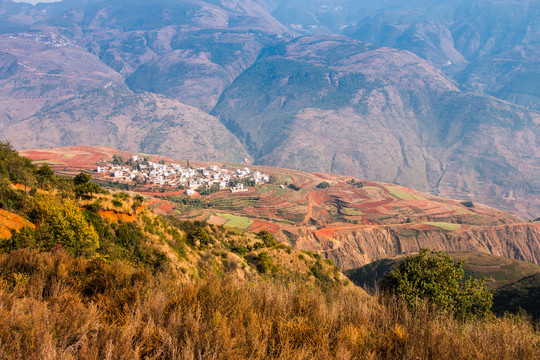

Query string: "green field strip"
[[218, 213, 254, 230], [385, 185, 426, 201], [341, 207, 364, 216], [422, 222, 461, 231], [31, 160, 65, 165]]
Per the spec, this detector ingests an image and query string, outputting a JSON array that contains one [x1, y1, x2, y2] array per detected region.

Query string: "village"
[[96, 155, 270, 195]]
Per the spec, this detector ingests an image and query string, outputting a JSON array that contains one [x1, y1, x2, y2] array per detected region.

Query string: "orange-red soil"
[[0, 209, 35, 239]]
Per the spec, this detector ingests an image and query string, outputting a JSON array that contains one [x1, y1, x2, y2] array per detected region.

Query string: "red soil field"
[[21, 146, 119, 170], [17, 146, 524, 246], [156, 203, 175, 213], [0, 209, 35, 239], [98, 210, 137, 223], [140, 190, 186, 197], [248, 220, 273, 233]]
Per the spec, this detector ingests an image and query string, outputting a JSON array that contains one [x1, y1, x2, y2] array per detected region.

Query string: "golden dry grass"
[[0, 249, 538, 360]]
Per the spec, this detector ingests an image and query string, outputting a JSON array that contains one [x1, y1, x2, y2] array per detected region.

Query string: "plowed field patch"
[[98, 210, 137, 223]]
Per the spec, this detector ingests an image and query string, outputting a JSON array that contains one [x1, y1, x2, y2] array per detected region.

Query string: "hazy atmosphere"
[[0, 1, 539, 358]]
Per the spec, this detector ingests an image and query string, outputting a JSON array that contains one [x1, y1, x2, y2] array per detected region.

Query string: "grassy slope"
[[0, 248, 538, 360]]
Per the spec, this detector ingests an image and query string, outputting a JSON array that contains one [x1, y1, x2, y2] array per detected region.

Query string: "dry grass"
[[0, 249, 538, 360]]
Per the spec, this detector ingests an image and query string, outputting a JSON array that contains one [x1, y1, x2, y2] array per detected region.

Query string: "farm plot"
[[421, 222, 462, 231], [205, 195, 260, 211], [341, 207, 364, 216], [217, 213, 254, 230], [384, 185, 426, 201]]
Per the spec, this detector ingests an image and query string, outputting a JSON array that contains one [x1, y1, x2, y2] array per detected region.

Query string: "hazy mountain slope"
[[3, 89, 251, 162], [0, 31, 250, 163], [261, 0, 540, 111], [0, 32, 127, 125], [213, 35, 539, 218], [126, 31, 267, 110], [1, 0, 289, 33], [1, 0, 292, 110], [0, 0, 538, 218]]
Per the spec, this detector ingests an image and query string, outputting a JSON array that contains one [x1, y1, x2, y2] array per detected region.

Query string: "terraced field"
[[20, 146, 538, 269]]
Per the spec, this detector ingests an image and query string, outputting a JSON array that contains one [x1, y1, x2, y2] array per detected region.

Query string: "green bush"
[[316, 182, 330, 189], [287, 183, 301, 191], [310, 260, 332, 285], [112, 199, 123, 208], [187, 228, 213, 249], [30, 195, 100, 257], [382, 248, 493, 319], [74, 173, 101, 199], [257, 230, 279, 248], [247, 251, 276, 274]]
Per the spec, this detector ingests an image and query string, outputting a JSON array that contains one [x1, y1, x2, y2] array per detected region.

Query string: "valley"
[[21, 146, 540, 271]]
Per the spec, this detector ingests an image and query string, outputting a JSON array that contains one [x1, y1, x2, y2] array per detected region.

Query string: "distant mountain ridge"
[[0, 0, 538, 219]]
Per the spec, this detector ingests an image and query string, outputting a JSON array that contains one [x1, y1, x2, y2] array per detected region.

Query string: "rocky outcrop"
[[296, 223, 540, 270]]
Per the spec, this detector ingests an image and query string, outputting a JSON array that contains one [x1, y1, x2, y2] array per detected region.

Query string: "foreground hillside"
[[1, 142, 539, 359], [20, 146, 540, 273], [2, 249, 540, 360]]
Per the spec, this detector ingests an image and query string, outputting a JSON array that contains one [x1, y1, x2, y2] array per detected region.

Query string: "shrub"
[[30, 195, 100, 256], [311, 260, 332, 285], [114, 192, 130, 199], [247, 251, 276, 274], [112, 199, 123, 208], [229, 241, 249, 256], [257, 230, 279, 248], [288, 183, 301, 191], [74, 172, 101, 199], [382, 248, 493, 319], [316, 182, 330, 189], [187, 227, 213, 248]]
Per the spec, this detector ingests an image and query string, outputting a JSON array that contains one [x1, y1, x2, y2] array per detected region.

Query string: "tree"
[[288, 183, 300, 191], [382, 249, 492, 319], [74, 172, 92, 186], [37, 164, 55, 187], [112, 154, 124, 166], [73, 172, 101, 199], [257, 230, 279, 248], [31, 194, 99, 256], [316, 182, 330, 189]]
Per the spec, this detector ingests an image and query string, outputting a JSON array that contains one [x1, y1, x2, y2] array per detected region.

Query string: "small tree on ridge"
[[382, 248, 493, 319]]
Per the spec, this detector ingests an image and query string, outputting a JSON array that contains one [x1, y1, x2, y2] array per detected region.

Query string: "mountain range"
[[0, 0, 538, 219]]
